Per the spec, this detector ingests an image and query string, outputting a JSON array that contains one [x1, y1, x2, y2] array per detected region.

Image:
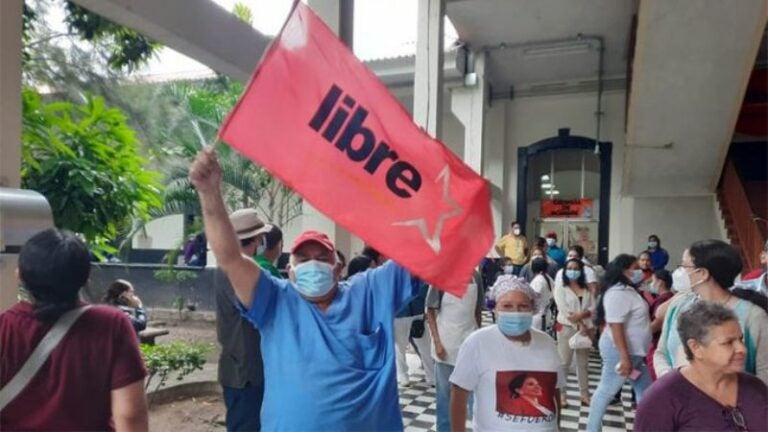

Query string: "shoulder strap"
[[0, 305, 91, 411]]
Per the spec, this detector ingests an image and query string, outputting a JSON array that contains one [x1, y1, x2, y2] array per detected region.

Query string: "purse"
[[568, 329, 593, 350], [409, 316, 426, 339]]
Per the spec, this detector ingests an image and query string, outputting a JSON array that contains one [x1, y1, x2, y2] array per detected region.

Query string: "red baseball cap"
[[291, 230, 335, 254]]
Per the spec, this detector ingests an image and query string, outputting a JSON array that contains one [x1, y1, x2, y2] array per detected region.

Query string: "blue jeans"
[[222, 383, 264, 432], [586, 335, 651, 432], [435, 362, 472, 432]]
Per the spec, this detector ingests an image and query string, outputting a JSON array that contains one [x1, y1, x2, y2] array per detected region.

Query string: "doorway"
[[517, 128, 612, 265]]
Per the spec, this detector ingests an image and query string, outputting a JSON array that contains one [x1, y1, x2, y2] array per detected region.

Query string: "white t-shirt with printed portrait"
[[450, 326, 565, 432]]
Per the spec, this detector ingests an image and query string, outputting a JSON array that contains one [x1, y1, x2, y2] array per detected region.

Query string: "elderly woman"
[[654, 240, 768, 385], [586, 254, 653, 432], [635, 302, 768, 431], [450, 276, 564, 432]]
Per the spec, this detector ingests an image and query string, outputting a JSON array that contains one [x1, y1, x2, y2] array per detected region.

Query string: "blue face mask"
[[648, 241, 658, 249], [503, 265, 515, 275], [630, 269, 645, 284], [497, 311, 533, 337], [292, 260, 336, 298], [565, 269, 581, 281]]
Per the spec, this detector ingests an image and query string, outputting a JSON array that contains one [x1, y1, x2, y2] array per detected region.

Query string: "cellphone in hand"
[[628, 369, 642, 381]]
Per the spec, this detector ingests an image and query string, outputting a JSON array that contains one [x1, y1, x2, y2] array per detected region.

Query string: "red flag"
[[219, 3, 493, 296]]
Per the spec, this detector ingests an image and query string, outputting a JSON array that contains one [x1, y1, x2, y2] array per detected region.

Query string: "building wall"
[[502, 90, 630, 259], [632, 195, 726, 266]]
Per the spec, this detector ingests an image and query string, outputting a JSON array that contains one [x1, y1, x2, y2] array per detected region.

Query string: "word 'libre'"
[[309, 84, 423, 198]]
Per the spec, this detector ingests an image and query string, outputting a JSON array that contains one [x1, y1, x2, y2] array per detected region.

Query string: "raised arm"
[[189, 147, 261, 306]]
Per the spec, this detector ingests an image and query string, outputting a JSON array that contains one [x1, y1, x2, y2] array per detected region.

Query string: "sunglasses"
[[722, 406, 747, 432]]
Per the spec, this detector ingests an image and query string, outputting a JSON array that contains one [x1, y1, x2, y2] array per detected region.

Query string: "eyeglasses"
[[722, 406, 747, 432]]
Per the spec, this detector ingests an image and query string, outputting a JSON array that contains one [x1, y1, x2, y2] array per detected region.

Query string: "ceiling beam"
[[70, 0, 272, 82]]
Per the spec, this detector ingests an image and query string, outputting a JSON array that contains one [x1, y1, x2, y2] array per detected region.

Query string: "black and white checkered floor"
[[398, 320, 636, 431]]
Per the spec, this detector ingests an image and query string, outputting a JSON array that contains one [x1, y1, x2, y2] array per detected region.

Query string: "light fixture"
[[541, 174, 550, 181], [523, 42, 592, 58], [551, 190, 561, 195], [541, 183, 553, 189]]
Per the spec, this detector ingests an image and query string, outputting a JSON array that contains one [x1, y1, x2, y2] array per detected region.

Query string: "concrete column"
[[453, 52, 486, 174], [413, 0, 444, 137], [0, 0, 23, 311], [450, 52, 503, 235], [302, 0, 354, 259]]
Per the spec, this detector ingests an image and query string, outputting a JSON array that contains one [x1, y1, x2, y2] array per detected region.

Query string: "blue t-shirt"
[[239, 261, 417, 431], [547, 246, 567, 268]]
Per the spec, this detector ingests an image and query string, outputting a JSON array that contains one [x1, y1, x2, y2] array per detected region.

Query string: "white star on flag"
[[392, 165, 463, 253]]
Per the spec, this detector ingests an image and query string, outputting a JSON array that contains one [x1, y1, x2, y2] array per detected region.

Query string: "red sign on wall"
[[541, 199, 594, 218]]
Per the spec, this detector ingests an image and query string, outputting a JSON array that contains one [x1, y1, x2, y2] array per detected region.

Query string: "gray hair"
[[677, 301, 738, 361], [490, 275, 539, 312]]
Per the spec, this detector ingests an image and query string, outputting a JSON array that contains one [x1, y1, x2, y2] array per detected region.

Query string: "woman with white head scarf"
[[449, 276, 565, 432]]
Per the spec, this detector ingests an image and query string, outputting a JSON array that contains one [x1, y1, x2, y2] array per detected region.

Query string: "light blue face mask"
[[497, 311, 533, 337], [630, 269, 645, 284], [565, 269, 581, 281], [503, 265, 515, 275], [292, 260, 336, 298]]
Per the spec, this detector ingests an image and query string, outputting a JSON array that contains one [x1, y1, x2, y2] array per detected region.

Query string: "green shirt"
[[255, 255, 282, 278]]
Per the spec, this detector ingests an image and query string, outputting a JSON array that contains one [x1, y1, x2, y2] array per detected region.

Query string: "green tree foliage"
[[22, 0, 159, 72], [21, 88, 163, 252]]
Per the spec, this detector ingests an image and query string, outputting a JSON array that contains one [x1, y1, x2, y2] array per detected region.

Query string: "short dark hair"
[[19, 228, 91, 322], [534, 236, 547, 250], [264, 224, 283, 250], [531, 257, 548, 274], [361, 245, 380, 262], [688, 240, 742, 289], [678, 301, 738, 361], [510, 221, 520, 228], [654, 269, 672, 290], [568, 245, 585, 259], [347, 255, 373, 278]]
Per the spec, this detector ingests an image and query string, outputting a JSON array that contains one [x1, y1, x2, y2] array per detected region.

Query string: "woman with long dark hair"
[[654, 240, 768, 385], [553, 258, 594, 407], [586, 254, 652, 431]]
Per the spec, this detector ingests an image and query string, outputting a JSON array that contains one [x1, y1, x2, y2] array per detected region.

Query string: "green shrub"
[[140, 341, 211, 399]]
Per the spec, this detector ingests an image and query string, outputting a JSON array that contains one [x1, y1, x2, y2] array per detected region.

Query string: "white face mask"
[[513, 228, 521, 236], [546, 238, 556, 247], [672, 267, 703, 294]]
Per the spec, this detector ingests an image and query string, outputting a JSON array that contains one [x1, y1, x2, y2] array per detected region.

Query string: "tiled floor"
[[398, 319, 636, 431]]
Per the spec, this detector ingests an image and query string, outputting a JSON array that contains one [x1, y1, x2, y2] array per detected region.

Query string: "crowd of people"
[[1, 147, 766, 431]]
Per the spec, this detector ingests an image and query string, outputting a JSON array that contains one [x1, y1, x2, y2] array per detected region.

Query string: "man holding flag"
[[191, 147, 421, 430], [190, 1, 494, 428]]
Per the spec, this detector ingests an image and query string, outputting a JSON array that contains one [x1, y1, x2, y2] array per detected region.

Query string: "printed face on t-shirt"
[[496, 370, 557, 420]]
